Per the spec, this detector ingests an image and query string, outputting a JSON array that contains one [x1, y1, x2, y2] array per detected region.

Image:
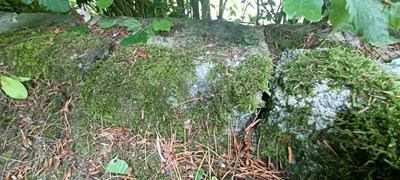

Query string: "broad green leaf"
[[99, 21, 116, 29], [120, 31, 148, 46], [67, 26, 90, 33], [1, 76, 28, 99], [96, 0, 113, 9], [283, 0, 323, 22], [21, 0, 33, 4], [122, 18, 142, 31], [153, 20, 174, 31], [39, 0, 70, 13], [329, 0, 349, 29], [347, 0, 399, 46], [105, 156, 129, 175], [388, 3, 400, 28]]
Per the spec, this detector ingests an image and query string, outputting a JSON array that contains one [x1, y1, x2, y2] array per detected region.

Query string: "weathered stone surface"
[[258, 47, 400, 178], [0, 12, 274, 178], [0, 11, 77, 33]]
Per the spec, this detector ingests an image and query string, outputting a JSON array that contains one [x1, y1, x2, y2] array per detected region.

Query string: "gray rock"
[[0, 11, 76, 33], [260, 47, 400, 178]]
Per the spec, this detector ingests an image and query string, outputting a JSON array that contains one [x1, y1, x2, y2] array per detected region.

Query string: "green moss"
[[258, 106, 313, 164], [260, 47, 400, 178], [205, 54, 274, 124], [79, 45, 196, 134], [77, 45, 274, 155], [1, 26, 275, 178], [0, 28, 109, 82], [130, 152, 168, 179]]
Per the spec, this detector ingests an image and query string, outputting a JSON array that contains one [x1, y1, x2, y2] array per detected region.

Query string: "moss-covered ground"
[[257, 47, 400, 178], [0, 25, 277, 179]]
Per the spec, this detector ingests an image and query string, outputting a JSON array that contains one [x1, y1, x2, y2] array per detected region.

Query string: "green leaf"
[[96, 0, 113, 9], [1, 76, 28, 99], [99, 21, 116, 29], [120, 31, 148, 46], [9, 75, 31, 82], [153, 20, 174, 32], [122, 18, 142, 31], [21, 0, 33, 5], [39, 0, 70, 13], [329, 0, 349, 29], [388, 3, 400, 28], [347, 0, 399, 46], [144, 26, 155, 36], [105, 156, 129, 175], [283, 0, 323, 22], [67, 26, 90, 33], [194, 168, 204, 180]]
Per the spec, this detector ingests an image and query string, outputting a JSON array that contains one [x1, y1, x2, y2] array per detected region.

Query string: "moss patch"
[[76, 45, 274, 154], [258, 47, 400, 178], [0, 28, 110, 82], [1, 25, 274, 178]]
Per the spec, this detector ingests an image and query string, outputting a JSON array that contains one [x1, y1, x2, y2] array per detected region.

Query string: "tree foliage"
[[283, 0, 400, 46]]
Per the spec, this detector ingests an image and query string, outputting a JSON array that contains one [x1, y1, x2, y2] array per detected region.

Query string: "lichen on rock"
[[258, 47, 400, 178]]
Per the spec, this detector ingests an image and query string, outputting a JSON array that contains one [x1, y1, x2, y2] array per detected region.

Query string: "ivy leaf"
[[1, 76, 28, 99], [120, 31, 148, 46], [329, 0, 349, 29], [99, 21, 116, 29], [96, 0, 113, 9], [388, 3, 400, 28], [122, 18, 142, 31], [39, 0, 70, 13], [21, 0, 33, 5], [153, 20, 174, 31], [283, 0, 323, 22], [347, 0, 399, 46], [105, 156, 129, 175]]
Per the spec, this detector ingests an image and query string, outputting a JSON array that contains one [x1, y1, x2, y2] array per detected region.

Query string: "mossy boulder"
[[0, 12, 273, 178], [257, 47, 400, 179]]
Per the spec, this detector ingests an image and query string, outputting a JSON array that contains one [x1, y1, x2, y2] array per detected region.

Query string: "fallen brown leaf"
[[63, 168, 72, 180]]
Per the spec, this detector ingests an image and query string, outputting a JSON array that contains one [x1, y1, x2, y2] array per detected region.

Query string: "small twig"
[[156, 132, 166, 162], [171, 97, 203, 108]]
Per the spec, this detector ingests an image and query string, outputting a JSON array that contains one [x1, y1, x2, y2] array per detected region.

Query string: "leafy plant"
[[329, 0, 349, 29], [105, 156, 130, 175], [119, 19, 173, 46], [283, 0, 323, 22], [20, 0, 70, 12], [282, 0, 400, 46], [96, 0, 113, 9], [122, 18, 143, 31], [153, 20, 174, 31], [120, 31, 149, 45], [0, 74, 30, 99], [99, 21, 117, 29], [388, 2, 400, 28]]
